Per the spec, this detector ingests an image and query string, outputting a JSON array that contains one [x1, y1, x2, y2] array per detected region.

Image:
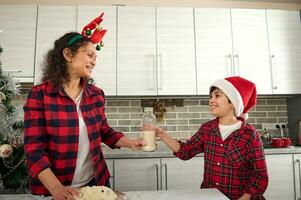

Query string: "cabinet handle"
[[2, 70, 22, 73], [164, 163, 168, 190], [155, 164, 159, 191], [296, 159, 301, 199], [270, 55, 278, 90], [147, 55, 156, 90], [234, 54, 240, 75], [227, 54, 234, 76], [157, 54, 163, 90]]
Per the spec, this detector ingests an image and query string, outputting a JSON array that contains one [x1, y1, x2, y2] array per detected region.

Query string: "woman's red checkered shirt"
[[23, 80, 124, 195], [175, 118, 268, 200]]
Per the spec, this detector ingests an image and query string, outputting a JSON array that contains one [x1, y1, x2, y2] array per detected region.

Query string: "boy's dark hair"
[[209, 86, 231, 103], [41, 32, 91, 86]]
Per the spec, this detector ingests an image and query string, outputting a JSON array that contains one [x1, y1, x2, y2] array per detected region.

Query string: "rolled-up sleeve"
[[99, 98, 124, 148], [100, 117, 124, 148], [23, 89, 50, 178], [174, 127, 204, 160]]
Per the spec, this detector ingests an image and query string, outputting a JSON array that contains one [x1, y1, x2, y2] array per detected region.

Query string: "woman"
[[23, 31, 144, 200]]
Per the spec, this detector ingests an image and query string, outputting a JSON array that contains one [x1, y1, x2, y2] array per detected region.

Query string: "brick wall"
[[106, 97, 288, 139]]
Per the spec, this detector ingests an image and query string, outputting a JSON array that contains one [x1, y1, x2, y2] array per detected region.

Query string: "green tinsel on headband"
[[67, 34, 83, 46]]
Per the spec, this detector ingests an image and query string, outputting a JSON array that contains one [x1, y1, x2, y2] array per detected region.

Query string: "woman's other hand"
[[128, 138, 145, 150], [115, 137, 145, 150]]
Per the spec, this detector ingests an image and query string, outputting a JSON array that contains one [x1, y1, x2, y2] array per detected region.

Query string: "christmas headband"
[[67, 12, 107, 51]]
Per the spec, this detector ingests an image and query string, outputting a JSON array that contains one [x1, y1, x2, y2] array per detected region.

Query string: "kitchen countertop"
[[103, 142, 301, 159]]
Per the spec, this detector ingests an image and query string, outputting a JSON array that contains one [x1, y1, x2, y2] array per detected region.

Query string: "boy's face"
[[209, 88, 235, 118]]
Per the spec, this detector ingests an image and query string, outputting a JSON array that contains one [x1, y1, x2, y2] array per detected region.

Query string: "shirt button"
[[220, 144, 223, 147], [216, 182, 219, 186], [217, 162, 220, 166]]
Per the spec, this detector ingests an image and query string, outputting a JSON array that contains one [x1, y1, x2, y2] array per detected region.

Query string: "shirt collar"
[[211, 117, 247, 136]]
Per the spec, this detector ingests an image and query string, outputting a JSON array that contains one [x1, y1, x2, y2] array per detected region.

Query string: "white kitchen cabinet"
[[0, 5, 37, 82], [114, 158, 161, 191], [78, 6, 117, 96], [117, 7, 157, 96], [117, 6, 196, 96], [266, 10, 301, 94], [195, 8, 272, 95], [106, 159, 115, 189], [34, 5, 77, 84], [113, 157, 204, 191], [294, 154, 301, 200], [231, 8, 272, 94], [161, 157, 204, 190], [265, 154, 295, 200], [194, 8, 233, 95], [156, 7, 196, 95]]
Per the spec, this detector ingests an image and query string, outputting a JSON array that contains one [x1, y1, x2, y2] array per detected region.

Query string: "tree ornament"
[[9, 135, 23, 148], [0, 144, 13, 158], [0, 78, 7, 91], [0, 91, 6, 101]]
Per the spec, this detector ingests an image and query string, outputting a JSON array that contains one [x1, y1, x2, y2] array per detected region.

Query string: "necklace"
[[63, 84, 82, 101]]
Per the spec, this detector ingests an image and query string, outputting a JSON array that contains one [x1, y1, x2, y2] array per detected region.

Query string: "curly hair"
[[41, 32, 91, 86]]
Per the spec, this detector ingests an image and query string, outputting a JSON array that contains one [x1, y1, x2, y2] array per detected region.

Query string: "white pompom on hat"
[[210, 76, 257, 119]]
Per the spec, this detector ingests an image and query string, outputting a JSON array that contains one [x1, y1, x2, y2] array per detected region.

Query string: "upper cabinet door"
[[117, 6, 157, 96], [34, 5, 77, 85], [267, 10, 301, 94], [231, 9, 272, 94], [0, 5, 37, 81], [78, 6, 117, 96], [194, 8, 233, 95], [156, 7, 196, 95]]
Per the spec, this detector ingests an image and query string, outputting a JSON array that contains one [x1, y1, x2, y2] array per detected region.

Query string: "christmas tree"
[[0, 46, 29, 193]]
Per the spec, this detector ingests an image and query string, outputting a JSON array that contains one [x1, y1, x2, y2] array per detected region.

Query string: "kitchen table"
[[0, 188, 229, 200], [124, 188, 229, 200]]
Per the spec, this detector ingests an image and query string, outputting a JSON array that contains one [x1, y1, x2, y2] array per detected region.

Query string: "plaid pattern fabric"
[[175, 118, 268, 200], [23, 80, 124, 195]]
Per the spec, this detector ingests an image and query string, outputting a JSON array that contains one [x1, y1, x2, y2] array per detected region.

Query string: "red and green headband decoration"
[[67, 12, 107, 51]]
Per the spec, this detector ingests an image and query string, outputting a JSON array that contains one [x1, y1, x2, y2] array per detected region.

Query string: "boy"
[[155, 76, 268, 200]]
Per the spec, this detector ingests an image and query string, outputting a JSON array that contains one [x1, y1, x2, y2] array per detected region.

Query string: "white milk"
[[142, 130, 156, 152]]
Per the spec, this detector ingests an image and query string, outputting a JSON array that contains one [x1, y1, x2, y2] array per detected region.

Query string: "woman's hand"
[[128, 138, 145, 150], [37, 168, 80, 200], [237, 193, 251, 200], [116, 137, 145, 150], [51, 185, 80, 200]]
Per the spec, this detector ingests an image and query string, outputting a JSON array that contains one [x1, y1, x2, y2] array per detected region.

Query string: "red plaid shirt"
[[175, 118, 268, 200], [23, 80, 124, 195]]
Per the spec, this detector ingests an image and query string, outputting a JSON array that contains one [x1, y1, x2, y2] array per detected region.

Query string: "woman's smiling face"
[[67, 42, 97, 79]]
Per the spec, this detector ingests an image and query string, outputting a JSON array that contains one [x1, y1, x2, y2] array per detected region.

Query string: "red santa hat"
[[210, 76, 257, 119]]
